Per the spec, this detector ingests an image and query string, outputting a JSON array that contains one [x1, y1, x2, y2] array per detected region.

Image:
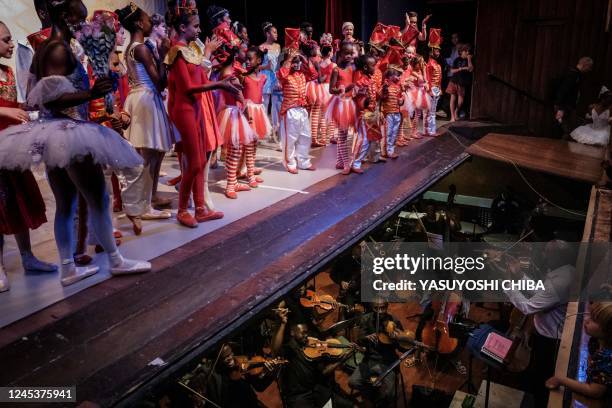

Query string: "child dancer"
[[243, 46, 272, 185], [318, 44, 336, 145], [305, 44, 325, 147], [404, 56, 430, 139], [259, 22, 282, 143], [327, 42, 357, 175], [0, 21, 56, 292], [546, 302, 612, 400], [0, 1, 151, 285], [166, 7, 235, 227], [117, 4, 177, 234], [217, 49, 257, 199], [424, 29, 443, 137], [397, 54, 413, 146], [277, 48, 318, 174], [352, 54, 379, 174], [380, 66, 404, 159]]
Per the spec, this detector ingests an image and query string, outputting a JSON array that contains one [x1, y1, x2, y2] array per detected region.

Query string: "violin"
[[229, 355, 288, 380], [377, 321, 417, 350], [302, 337, 365, 361], [300, 290, 365, 315], [421, 292, 460, 354]]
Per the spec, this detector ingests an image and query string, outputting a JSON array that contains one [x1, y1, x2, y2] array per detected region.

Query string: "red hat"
[[428, 28, 442, 49], [213, 21, 241, 48], [386, 25, 401, 43], [401, 24, 419, 47], [285, 28, 300, 50], [27, 27, 51, 51], [369, 23, 388, 46], [378, 45, 404, 73]]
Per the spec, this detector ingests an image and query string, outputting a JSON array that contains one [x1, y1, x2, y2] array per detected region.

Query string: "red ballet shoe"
[[177, 210, 198, 228], [195, 207, 224, 222], [351, 167, 364, 174], [114, 230, 123, 239], [166, 175, 182, 186], [255, 176, 264, 183], [287, 168, 298, 174], [248, 180, 259, 188], [235, 184, 251, 192], [225, 190, 238, 199], [341, 167, 351, 175]]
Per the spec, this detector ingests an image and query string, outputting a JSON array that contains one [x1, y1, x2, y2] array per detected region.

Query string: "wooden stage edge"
[[0, 130, 473, 407]]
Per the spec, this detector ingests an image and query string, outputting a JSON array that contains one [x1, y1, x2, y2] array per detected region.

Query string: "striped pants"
[[310, 104, 323, 145], [320, 117, 335, 145]]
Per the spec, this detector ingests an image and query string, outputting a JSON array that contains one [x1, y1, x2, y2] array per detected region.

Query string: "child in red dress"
[[0, 21, 55, 292], [327, 42, 357, 175], [317, 44, 336, 145], [242, 46, 271, 185], [166, 9, 236, 227], [217, 49, 257, 199]]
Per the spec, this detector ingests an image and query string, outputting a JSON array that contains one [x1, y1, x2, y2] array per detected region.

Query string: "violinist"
[[271, 309, 353, 408], [348, 299, 406, 407], [185, 344, 278, 408]]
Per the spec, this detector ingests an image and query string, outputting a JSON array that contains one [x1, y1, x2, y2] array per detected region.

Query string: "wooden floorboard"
[[0, 132, 472, 406], [466, 133, 605, 183]]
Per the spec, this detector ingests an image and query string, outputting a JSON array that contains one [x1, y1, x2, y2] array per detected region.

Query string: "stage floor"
[[0, 140, 344, 328], [0, 121, 476, 406]]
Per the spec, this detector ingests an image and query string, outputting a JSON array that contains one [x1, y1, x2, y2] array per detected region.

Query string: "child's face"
[[246, 51, 261, 70], [460, 49, 469, 58], [584, 311, 605, 338], [109, 53, 121, 74], [341, 44, 354, 64], [365, 57, 376, 75], [0, 24, 14, 59], [291, 56, 302, 71]]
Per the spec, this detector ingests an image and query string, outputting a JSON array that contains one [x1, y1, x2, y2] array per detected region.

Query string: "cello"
[[421, 292, 460, 354]]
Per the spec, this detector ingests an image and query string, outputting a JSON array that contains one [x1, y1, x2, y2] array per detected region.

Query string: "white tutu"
[[0, 75, 143, 171], [570, 109, 610, 146], [124, 86, 179, 151]]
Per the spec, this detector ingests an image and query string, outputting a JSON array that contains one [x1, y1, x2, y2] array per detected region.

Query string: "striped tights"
[[225, 143, 243, 193], [336, 128, 350, 169], [310, 104, 322, 145]]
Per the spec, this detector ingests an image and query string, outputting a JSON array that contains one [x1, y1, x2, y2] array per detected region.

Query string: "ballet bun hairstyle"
[[321, 44, 333, 58], [262, 21, 274, 34], [115, 3, 144, 33]]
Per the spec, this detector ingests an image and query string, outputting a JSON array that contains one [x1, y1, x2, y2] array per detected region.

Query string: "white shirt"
[[504, 264, 574, 339]]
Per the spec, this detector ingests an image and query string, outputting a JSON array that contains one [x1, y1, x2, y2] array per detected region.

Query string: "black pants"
[[524, 331, 559, 407]]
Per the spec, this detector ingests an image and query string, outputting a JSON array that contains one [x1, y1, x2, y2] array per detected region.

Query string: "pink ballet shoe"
[[225, 190, 238, 199], [341, 167, 351, 175], [287, 168, 298, 174], [248, 180, 259, 188]]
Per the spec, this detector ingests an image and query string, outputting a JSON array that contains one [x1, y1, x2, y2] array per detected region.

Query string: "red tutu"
[[325, 95, 357, 130], [217, 106, 257, 147], [318, 83, 333, 107], [402, 87, 432, 115], [245, 100, 272, 139]]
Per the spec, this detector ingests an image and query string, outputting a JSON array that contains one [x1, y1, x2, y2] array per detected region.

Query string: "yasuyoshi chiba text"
[[372, 279, 546, 292]]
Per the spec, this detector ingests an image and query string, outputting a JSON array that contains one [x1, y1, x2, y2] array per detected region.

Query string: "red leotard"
[[336, 66, 354, 89], [167, 42, 222, 211], [318, 61, 336, 84], [243, 74, 266, 104]]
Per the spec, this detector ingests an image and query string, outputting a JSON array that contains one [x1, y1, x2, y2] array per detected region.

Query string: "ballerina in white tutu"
[[0, 0, 151, 286], [570, 89, 612, 146]]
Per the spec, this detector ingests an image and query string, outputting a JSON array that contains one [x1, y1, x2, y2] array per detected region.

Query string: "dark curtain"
[[325, 0, 361, 38]]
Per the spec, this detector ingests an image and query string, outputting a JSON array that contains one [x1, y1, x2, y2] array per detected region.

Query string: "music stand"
[[372, 348, 415, 408]]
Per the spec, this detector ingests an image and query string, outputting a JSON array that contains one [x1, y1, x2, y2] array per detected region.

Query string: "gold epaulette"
[[164, 43, 203, 66]]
